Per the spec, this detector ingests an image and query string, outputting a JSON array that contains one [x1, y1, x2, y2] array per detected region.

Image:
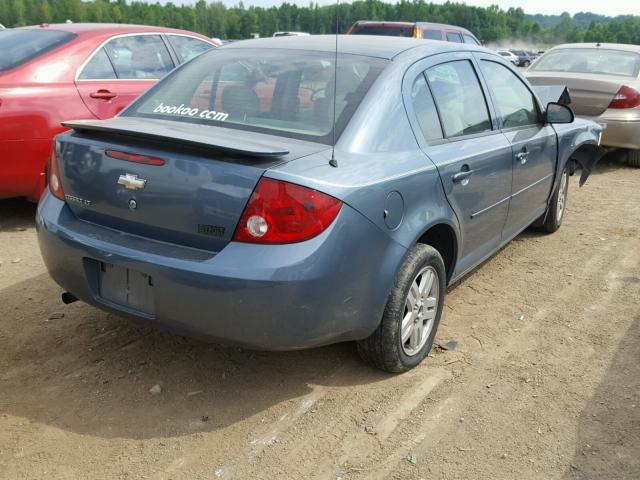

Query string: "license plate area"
[[97, 262, 155, 315]]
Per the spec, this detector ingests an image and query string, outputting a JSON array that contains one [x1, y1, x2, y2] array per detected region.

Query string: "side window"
[[168, 35, 213, 63], [425, 60, 491, 138], [411, 74, 443, 142], [78, 48, 116, 80], [423, 29, 442, 40], [446, 32, 463, 43], [463, 34, 480, 45], [104, 35, 174, 79], [480, 60, 540, 129]]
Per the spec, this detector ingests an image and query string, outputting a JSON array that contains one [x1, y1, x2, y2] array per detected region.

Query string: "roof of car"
[[351, 20, 475, 35], [19, 23, 203, 37], [551, 43, 640, 53], [222, 34, 469, 60]]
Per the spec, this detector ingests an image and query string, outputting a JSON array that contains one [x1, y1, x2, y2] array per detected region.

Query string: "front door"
[[476, 57, 558, 238]]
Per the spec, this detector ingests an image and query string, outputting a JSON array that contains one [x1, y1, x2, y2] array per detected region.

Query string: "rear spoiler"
[[533, 85, 572, 107], [61, 117, 290, 158]]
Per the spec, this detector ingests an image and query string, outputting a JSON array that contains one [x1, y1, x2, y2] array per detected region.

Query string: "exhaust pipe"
[[61, 292, 78, 304]]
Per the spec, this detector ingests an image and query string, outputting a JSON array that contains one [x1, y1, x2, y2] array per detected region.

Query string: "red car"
[[0, 23, 215, 201]]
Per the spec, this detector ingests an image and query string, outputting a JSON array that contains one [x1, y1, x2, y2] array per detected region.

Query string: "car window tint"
[[411, 74, 443, 142], [425, 60, 491, 138], [463, 34, 479, 45], [423, 29, 442, 40], [480, 60, 539, 129], [446, 32, 462, 43], [104, 35, 174, 79], [78, 48, 116, 80], [168, 35, 213, 63]]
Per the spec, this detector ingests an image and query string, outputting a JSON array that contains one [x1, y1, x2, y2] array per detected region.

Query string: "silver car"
[[526, 43, 640, 167]]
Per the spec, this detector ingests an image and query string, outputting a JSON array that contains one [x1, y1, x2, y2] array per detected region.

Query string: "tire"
[[357, 244, 446, 373], [538, 166, 569, 234], [523, 60, 531, 67], [627, 149, 640, 168]]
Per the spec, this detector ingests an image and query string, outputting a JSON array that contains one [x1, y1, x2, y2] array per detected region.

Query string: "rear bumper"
[[581, 112, 640, 150], [36, 192, 406, 350]]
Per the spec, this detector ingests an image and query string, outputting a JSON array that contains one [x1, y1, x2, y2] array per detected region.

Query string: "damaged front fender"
[[553, 118, 606, 189]]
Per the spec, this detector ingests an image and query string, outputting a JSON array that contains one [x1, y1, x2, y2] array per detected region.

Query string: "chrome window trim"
[[75, 32, 209, 82]]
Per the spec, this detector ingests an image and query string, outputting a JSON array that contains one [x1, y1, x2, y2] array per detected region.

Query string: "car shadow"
[[563, 317, 640, 479], [0, 272, 392, 441], [0, 198, 37, 232]]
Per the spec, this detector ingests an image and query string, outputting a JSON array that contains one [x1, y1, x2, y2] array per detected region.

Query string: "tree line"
[[1, 0, 640, 46]]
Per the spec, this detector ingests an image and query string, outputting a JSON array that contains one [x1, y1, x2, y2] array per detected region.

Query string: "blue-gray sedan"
[[37, 36, 603, 372]]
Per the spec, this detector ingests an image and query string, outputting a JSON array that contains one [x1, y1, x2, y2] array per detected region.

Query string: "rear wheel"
[[523, 60, 531, 67], [357, 244, 446, 373], [627, 149, 640, 168]]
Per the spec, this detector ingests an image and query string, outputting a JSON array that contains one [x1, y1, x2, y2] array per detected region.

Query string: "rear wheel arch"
[[415, 223, 458, 283]]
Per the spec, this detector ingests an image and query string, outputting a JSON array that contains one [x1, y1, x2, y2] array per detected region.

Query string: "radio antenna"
[[329, 0, 339, 168]]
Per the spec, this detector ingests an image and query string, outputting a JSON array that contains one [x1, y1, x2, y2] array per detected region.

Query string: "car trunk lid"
[[527, 72, 624, 116], [56, 117, 325, 252]]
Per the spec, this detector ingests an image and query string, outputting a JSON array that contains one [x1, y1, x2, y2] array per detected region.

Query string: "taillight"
[[48, 145, 65, 201], [412, 26, 422, 39], [105, 149, 165, 166], [608, 86, 640, 109], [233, 178, 342, 244]]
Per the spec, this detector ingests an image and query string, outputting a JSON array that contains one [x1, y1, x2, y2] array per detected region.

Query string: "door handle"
[[89, 89, 117, 100], [515, 150, 530, 165], [452, 169, 474, 186]]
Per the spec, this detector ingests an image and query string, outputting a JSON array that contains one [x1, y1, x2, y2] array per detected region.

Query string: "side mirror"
[[545, 102, 574, 124]]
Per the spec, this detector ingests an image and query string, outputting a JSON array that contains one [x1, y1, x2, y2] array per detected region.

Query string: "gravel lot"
[[0, 155, 639, 479]]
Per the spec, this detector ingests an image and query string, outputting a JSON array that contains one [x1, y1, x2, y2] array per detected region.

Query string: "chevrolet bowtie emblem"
[[117, 173, 147, 190]]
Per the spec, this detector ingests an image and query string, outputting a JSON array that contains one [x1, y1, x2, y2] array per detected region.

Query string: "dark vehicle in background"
[[510, 49, 535, 67], [526, 43, 640, 167], [347, 21, 480, 45]]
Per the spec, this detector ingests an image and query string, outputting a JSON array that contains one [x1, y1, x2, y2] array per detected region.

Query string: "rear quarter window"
[[167, 35, 213, 63], [0, 29, 76, 72]]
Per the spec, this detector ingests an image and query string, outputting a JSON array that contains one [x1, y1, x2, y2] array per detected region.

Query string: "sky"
[[210, 0, 638, 16]]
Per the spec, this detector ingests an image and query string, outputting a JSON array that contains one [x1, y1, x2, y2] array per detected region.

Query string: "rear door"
[[404, 54, 513, 276], [75, 33, 175, 119], [477, 55, 557, 238]]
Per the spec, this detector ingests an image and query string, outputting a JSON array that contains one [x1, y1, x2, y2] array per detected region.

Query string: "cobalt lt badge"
[[117, 173, 147, 190]]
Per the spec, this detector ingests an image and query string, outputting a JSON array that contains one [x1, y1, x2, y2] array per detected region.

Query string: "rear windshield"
[[350, 25, 413, 37], [531, 48, 640, 77], [0, 29, 76, 72], [125, 49, 387, 144]]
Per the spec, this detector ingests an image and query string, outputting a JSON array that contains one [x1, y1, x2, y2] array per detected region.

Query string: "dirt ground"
[[0, 156, 639, 480]]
